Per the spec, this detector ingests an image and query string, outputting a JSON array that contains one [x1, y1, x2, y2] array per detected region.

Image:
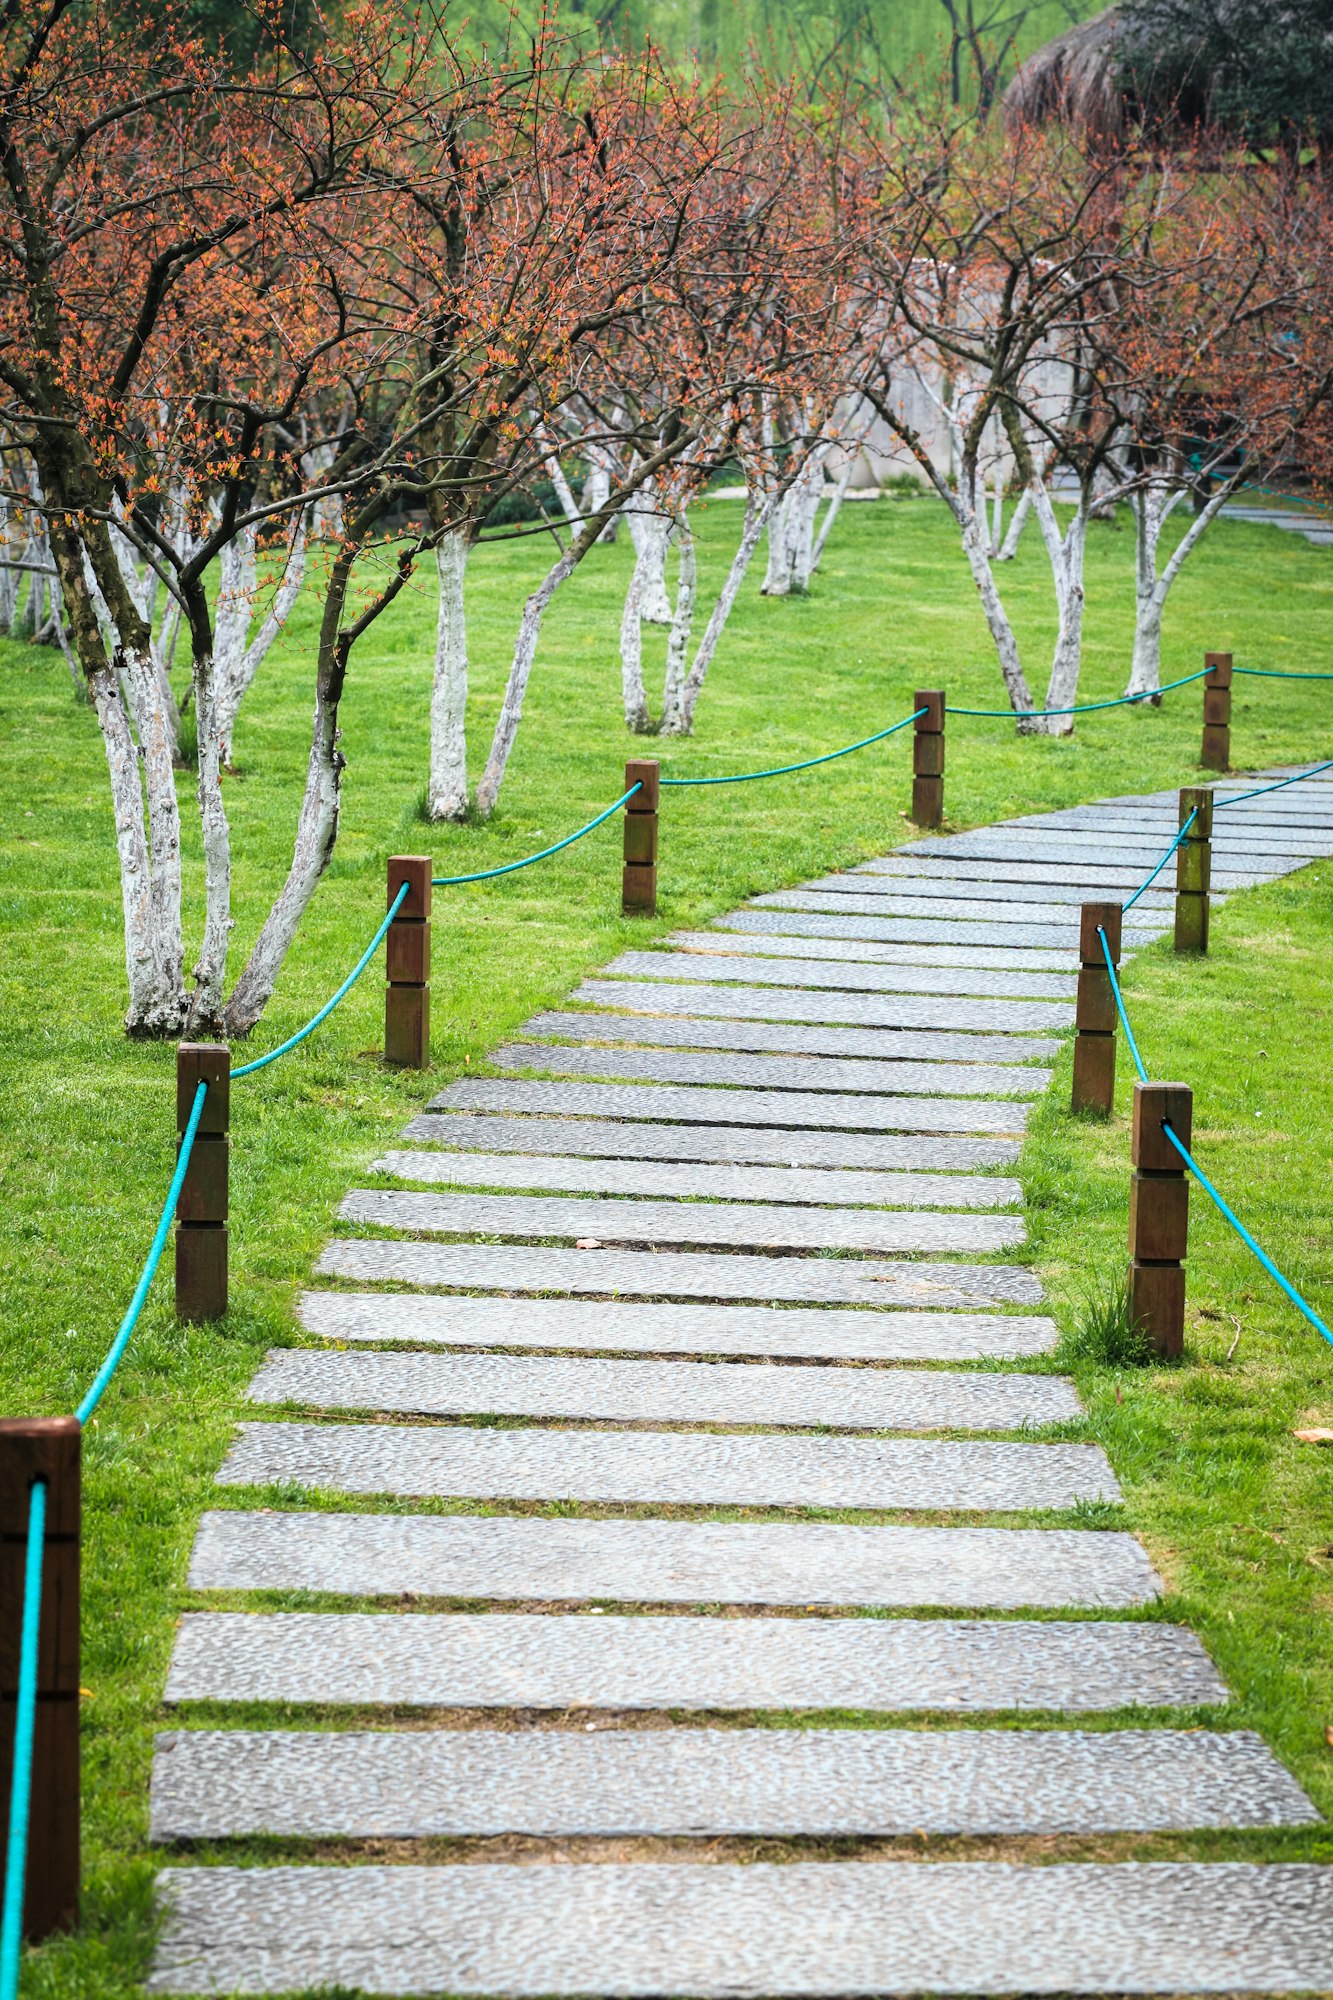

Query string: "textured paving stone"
[[704, 919, 1078, 968], [720, 907, 1163, 951], [163, 1609, 1226, 1711], [1029, 808, 1333, 849], [757, 886, 1174, 922], [187, 1510, 1161, 1608], [298, 1292, 1060, 1361], [603, 949, 1076, 1001], [373, 1149, 1023, 1212], [317, 1238, 1044, 1308], [401, 1112, 1021, 1171], [430, 1077, 1031, 1135], [847, 857, 1264, 892], [895, 837, 1292, 885], [576, 979, 1073, 1034], [489, 1042, 1051, 1100], [218, 1423, 1110, 1509], [806, 873, 1178, 909], [147, 1859, 1333, 1993], [522, 1010, 1060, 1064], [247, 1351, 1075, 1430], [338, 1187, 1027, 1255], [150, 1725, 1314, 1844], [947, 822, 1333, 861]]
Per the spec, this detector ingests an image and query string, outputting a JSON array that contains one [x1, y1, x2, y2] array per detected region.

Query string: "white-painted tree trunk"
[[663, 489, 773, 736], [762, 483, 794, 595], [427, 529, 471, 821], [1027, 478, 1091, 729], [811, 462, 853, 572], [212, 511, 310, 770], [624, 487, 673, 622], [223, 663, 345, 1035], [619, 530, 654, 733], [786, 456, 827, 595], [476, 542, 586, 817], [544, 449, 582, 530], [956, 506, 1039, 725], [997, 483, 1034, 561], [659, 514, 697, 726], [584, 459, 616, 541], [1124, 476, 1236, 699], [189, 642, 233, 1030]]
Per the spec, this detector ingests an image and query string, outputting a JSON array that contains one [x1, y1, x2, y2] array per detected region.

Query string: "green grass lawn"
[[1, 491, 1332, 1993]]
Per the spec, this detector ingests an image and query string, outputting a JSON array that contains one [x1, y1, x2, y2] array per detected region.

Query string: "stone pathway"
[[149, 772, 1333, 1995]]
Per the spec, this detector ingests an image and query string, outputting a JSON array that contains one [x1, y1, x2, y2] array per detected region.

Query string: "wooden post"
[[0, 1417, 80, 1940], [912, 690, 945, 829], [1174, 786, 1213, 954], [1071, 902, 1122, 1115], [622, 759, 659, 915], [175, 1043, 229, 1322], [385, 857, 432, 1069], [1201, 652, 1232, 772], [1127, 1081, 1192, 1359]]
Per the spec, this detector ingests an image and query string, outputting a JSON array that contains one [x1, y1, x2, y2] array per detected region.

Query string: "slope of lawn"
[[1, 490, 1331, 1993]]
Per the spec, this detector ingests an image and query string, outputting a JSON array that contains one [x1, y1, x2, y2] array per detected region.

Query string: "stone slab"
[[706, 920, 1078, 968], [893, 838, 1290, 885], [338, 1187, 1027, 1256], [373, 1149, 1023, 1212], [522, 1010, 1060, 1064], [163, 1609, 1227, 1711], [401, 1113, 1022, 1172], [149, 1726, 1314, 1844], [317, 1239, 1044, 1308], [756, 887, 1174, 921], [430, 1078, 1031, 1135], [576, 980, 1072, 1035], [247, 1351, 1076, 1430], [298, 1293, 1060, 1362], [957, 822, 1333, 861], [844, 858, 1264, 892], [218, 1422, 1111, 1509], [1028, 808, 1333, 847], [146, 1860, 1333, 1994], [805, 875, 1179, 910], [490, 1043, 1051, 1100], [719, 908, 1163, 952], [187, 1510, 1161, 1608], [603, 949, 1076, 1002]]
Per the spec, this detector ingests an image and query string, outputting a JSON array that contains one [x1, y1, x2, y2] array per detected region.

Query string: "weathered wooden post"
[[0, 1417, 80, 1940], [1127, 1082, 1192, 1359], [912, 690, 945, 829], [385, 856, 432, 1069], [175, 1042, 229, 1321], [1201, 652, 1232, 772], [1175, 786, 1213, 954], [622, 759, 659, 916], [1072, 902, 1122, 1115]]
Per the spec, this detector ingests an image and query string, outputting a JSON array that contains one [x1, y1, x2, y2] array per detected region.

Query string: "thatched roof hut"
[[1001, 9, 1125, 144]]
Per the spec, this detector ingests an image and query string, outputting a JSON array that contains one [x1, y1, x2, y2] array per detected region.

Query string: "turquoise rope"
[[1216, 759, 1333, 808], [432, 788, 640, 884], [1123, 807, 1197, 912], [75, 1079, 208, 1423], [1232, 668, 1333, 681], [231, 880, 410, 1078], [0, 1479, 47, 2000], [659, 710, 925, 788], [1162, 1123, 1333, 1351], [948, 668, 1210, 720], [1098, 928, 1149, 1083]]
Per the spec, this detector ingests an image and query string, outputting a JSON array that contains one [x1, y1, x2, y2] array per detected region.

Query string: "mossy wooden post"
[[1128, 1081, 1192, 1359], [0, 1416, 80, 1939], [1175, 786, 1213, 954], [622, 759, 659, 915], [912, 690, 945, 828], [1201, 652, 1232, 771], [175, 1042, 229, 1321], [385, 857, 431, 1069], [1072, 902, 1122, 1115]]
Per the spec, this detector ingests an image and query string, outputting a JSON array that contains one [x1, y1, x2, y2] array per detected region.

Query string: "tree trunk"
[[625, 489, 673, 622], [619, 531, 654, 733], [997, 482, 1034, 561], [786, 457, 826, 595], [659, 514, 696, 726], [188, 639, 233, 1031], [1126, 490, 1166, 700], [811, 462, 852, 572], [956, 506, 1039, 727], [476, 543, 584, 818], [762, 484, 794, 595], [428, 529, 471, 820], [1027, 477, 1091, 733], [663, 489, 772, 736]]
